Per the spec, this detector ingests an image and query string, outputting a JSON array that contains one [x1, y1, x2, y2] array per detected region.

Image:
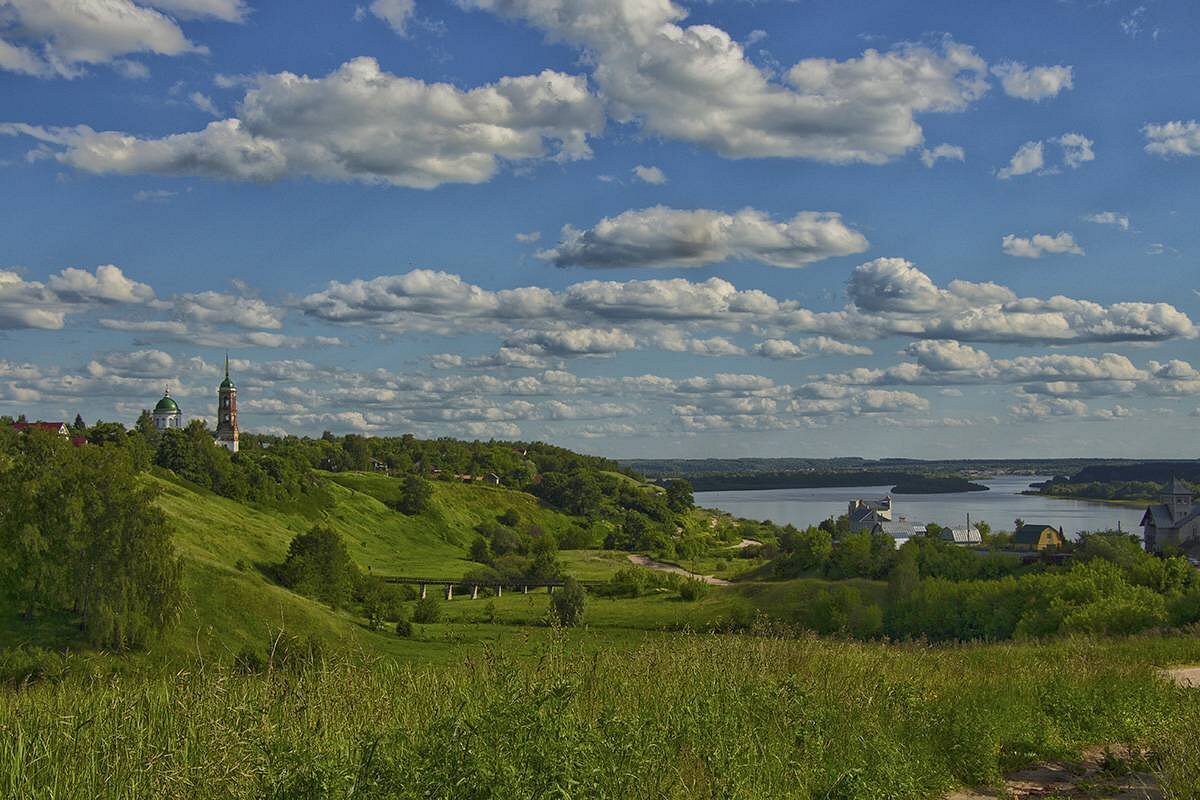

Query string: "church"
[[1141, 478, 1199, 556], [149, 355, 239, 453]]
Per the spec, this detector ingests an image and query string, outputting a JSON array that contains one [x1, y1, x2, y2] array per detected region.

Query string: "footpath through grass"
[[3, 630, 1200, 799]]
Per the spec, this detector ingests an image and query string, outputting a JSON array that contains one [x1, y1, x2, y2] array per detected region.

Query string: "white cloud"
[[466, 0, 988, 164], [539, 206, 869, 268], [365, 0, 415, 35], [997, 140, 1044, 179], [997, 133, 1093, 178], [1058, 132, 1094, 169], [920, 143, 964, 168], [632, 164, 667, 184], [991, 62, 1074, 101], [753, 337, 871, 359], [1001, 232, 1084, 258], [0, 0, 218, 79], [189, 91, 220, 116], [1084, 211, 1130, 231], [2, 57, 604, 188], [47, 264, 156, 303], [846, 257, 1194, 343], [175, 291, 286, 329], [515, 231, 541, 243], [506, 327, 637, 356], [145, 0, 248, 22], [1144, 120, 1200, 158]]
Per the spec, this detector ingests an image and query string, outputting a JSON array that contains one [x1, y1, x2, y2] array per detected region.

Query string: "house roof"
[[878, 521, 917, 538], [942, 527, 982, 544], [1143, 504, 1174, 529], [1165, 476, 1193, 496], [12, 421, 67, 432], [1014, 524, 1061, 545]]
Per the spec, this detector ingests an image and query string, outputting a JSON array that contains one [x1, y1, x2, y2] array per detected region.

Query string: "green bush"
[[412, 596, 441, 624], [679, 578, 709, 602], [550, 577, 586, 627], [395, 618, 414, 638]]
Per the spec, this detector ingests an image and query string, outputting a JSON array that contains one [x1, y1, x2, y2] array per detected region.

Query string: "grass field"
[[6, 468, 1200, 798], [4, 630, 1200, 799]]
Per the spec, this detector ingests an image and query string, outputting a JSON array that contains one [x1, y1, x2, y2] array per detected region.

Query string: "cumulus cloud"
[[1001, 232, 1084, 258], [506, 326, 637, 356], [753, 337, 872, 359], [0, 264, 155, 329], [919, 143, 964, 167], [466, 0, 988, 163], [2, 57, 604, 188], [632, 164, 667, 184], [845, 257, 1194, 343], [997, 133, 1093, 178], [174, 291, 286, 329], [1084, 211, 1130, 231], [1144, 120, 1200, 158], [0, 0, 239, 79], [997, 140, 1044, 179], [1058, 133, 1094, 169], [515, 231, 541, 243], [47, 264, 157, 303], [990, 62, 1073, 100], [539, 206, 868, 268], [364, 0, 415, 34]]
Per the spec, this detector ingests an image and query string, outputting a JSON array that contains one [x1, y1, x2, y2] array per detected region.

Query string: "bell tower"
[[215, 353, 239, 453]]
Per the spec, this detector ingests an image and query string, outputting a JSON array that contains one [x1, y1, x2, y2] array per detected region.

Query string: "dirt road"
[[625, 554, 731, 586]]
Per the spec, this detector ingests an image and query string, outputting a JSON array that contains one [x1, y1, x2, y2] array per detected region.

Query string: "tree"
[[395, 474, 432, 515], [470, 536, 494, 565], [550, 576, 585, 626], [412, 596, 441, 624], [665, 479, 694, 513], [277, 526, 358, 609], [72, 414, 87, 434], [0, 431, 183, 649]]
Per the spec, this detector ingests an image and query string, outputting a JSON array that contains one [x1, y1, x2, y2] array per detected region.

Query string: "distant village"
[[846, 480, 1199, 562], [7, 355, 1199, 561]]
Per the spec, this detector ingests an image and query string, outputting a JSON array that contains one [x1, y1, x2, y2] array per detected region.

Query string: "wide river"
[[695, 475, 1147, 538]]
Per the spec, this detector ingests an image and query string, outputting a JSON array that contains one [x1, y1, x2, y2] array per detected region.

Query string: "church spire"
[[224, 351, 229, 380]]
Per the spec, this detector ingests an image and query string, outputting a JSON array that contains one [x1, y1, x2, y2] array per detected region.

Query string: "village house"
[[940, 526, 983, 546], [1142, 478, 1200, 556], [11, 421, 86, 447], [1013, 524, 1066, 551], [848, 496, 893, 532]]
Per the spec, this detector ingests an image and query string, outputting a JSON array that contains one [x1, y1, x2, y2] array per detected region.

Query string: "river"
[[694, 475, 1146, 538]]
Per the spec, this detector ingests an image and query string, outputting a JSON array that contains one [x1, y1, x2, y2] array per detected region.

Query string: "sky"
[[1, 0, 1199, 460]]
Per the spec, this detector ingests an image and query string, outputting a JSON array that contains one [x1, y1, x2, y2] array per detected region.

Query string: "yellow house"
[[1013, 524, 1065, 551]]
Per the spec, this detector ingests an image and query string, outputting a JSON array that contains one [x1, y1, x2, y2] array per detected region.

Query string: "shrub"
[[679, 578, 709, 602], [550, 577, 586, 627], [277, 526, 358, 610], [412, 596, 441, 624], [395, 618, 413, 638], [394, 474, 433, 515], [497, 509, 520, 527]]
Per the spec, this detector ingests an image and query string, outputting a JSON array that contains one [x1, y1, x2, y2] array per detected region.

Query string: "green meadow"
[[3, 467, 1200, 798]]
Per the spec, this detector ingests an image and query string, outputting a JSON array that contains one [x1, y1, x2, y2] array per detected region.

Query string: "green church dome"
[[154, 392, 180, 414], [220, 353, 236, 390]]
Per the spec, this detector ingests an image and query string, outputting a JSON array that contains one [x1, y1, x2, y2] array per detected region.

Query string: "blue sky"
[[1, 0, 1199, 458]]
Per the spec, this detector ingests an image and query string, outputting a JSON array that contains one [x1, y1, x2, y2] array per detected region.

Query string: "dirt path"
[[945, 746, 1161, 799], [1163, 666, 1200, 687], [946, 669, 1199, 799], [626, 554, 731, 586]]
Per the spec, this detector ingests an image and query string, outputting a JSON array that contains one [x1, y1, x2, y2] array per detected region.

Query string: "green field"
[[4, 468, 1200, 798]]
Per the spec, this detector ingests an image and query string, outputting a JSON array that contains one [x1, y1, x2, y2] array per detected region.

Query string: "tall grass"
[[2, 630, 1198, 799]]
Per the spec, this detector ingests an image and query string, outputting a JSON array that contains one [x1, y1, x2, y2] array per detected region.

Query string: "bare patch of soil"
[[946, 746, 1161, 800]]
